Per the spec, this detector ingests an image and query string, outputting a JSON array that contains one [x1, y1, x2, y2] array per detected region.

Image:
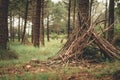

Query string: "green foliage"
[[51, 2, 68, 34], [9, 0, 25, 14]]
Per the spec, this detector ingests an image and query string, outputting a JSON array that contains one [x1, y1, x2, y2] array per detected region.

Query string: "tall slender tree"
[[104, 0, 108, 39], [31, 0, 36, 43], [108, 0, 114, 42], [12, 16, 15, 42], [67, 0, 71, 38], [21, 0, 29, 43], [40, 0, 45, 46], [46, 15, 50, 42], [33, 0, 41, 47], [18, 9, 21, 42], [9, 11, 13, 41], [0, 0, 9, 49], [73, 0, 76, 29], [78, 0, 90, 28]]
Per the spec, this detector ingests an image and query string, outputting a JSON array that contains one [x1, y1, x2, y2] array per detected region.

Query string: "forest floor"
[[0, 58, 120, 80], [0, 60, 119, 80], [0, 38, 119, 80]]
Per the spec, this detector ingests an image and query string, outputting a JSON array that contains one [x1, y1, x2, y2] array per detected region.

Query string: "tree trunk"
[[12, 16, 15, 42], [18, 10, 21, 42], [0, 0, 9, 49], [31, 16, 34, 43], [89, 0, 93, 24], [31, 0, 35, 43], [104, 0, 108, 39], [108, 0, 114, 42], [21, 0, 29, 44], [47, 15, 50, 42], [9, 11, 13, 41], [40, 0, 45, 46], [33, 0, 41, 47], [21, 18, 24, 37], [73, 0, 76, 29], [78, 0, 90, 28], [67, 0, 71, 38]]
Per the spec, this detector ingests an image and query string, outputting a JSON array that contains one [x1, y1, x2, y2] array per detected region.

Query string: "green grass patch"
[[0, 39, 64, 67], [0, 49, 18, 60], [0, 72, 61, 80], [94, 61, 120, 79]]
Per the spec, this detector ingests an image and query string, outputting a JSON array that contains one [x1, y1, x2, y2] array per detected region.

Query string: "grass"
[[0, 67, 84, 80], [0, 36, 120, 80], [0, 72, 61, 80], [93, 61, 120, 79], [0, 38, 65, 67], [0, 49, 18, 60]]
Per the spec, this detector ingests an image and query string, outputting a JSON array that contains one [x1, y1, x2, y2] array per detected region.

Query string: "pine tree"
[[0, 0, 9, 49], [33, 0, 41, 47], [108, 0, 114, 42]]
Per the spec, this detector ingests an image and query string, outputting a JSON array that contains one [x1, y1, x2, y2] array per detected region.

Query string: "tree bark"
[[47, 15, 50, 42], [33, 0, 41, 47], [18, 9, 21, 42], [40, 0, 45, 46], [9, 11, 13, 41], [31, 0, 36, 43], [0, 0, 9, 49], [21, 0, 29, 44], [73, 0, 76, 29], [108, 0, 114, 42], [12, 16, 15, 42], [104, 0, 108, 39], [67, 0, 71, 38], [78, 0, 90, 28]]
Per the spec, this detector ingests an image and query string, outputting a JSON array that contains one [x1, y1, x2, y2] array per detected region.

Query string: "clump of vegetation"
[[113, 35, 120, 47], [0, 49, 18, 60], [82, 46, 102, 61], [93, 61, 120, 79], [113, 70, 120, 80]]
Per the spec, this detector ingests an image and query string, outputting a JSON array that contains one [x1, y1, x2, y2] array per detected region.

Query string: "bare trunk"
[[67, 0, 71, 38], [0, 0, 9, 49], [18, 10, 21, 42], [21, 0, 29, 44], [108, 0, 114, 42], [40, 0, 45, 46], [12, 16, 15, 42], [31, 17, 34, 43], [78, 0, 90, 28], [73, 0, 76, 29], [31, 1, 35, 43], [104, 0, 108, 39], [33, 0, 41, 47], [47, 15, 50, 42], [9, 11, 13, 41]]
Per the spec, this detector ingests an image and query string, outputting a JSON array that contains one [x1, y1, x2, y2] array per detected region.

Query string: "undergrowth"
[[0, 49, 18, 60], [0, 39, 64, 67]]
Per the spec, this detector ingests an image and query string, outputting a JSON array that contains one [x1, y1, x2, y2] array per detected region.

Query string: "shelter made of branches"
[[48, 0, 120, 64], [51, 14, 120, 64]]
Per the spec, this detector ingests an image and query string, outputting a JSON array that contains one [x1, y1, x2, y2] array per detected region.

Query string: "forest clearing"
[[0, 0, 120, 80]]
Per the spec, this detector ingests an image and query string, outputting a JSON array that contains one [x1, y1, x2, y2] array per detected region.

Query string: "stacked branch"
[[47, 0, 120, 64], [50, 22, 120, 64]]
